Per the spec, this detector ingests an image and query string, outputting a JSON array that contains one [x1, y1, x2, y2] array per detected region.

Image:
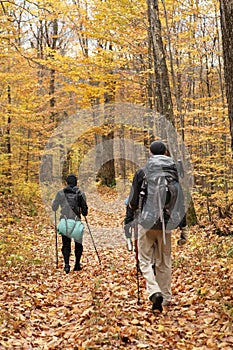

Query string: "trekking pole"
[[84, 217, 101, 265], [136, 256, 140, 305], [134, 221, 140, 305], [54, 211, 58, 269], [135, 240, 140, 305]]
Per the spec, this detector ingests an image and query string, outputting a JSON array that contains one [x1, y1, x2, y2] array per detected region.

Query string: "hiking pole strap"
[[55, 211, 58, 268], [138, 176, 147, 212], [64, 215, 78, 238], [84, 217, 101, 265]]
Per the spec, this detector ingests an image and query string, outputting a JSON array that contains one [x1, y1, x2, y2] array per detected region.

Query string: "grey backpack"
[[139, 155, 185, 243]]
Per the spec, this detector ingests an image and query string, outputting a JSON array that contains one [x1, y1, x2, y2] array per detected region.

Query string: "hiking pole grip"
[[54, 211, 58, 269], [84, 217, 101, 265]]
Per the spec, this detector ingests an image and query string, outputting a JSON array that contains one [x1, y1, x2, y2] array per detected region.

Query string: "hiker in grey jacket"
[[128, 141, 188, 312]]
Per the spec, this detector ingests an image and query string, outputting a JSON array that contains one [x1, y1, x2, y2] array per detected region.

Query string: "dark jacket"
[[128, 168, 145, 211], [52, 185, 88, 219]]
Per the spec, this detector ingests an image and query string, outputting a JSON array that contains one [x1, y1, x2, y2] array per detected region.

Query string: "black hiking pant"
[[61, 235, 83, 265]]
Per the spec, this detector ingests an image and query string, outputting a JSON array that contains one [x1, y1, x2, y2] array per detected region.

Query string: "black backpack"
[[62, 188, 81, 219], [139, 155, 185, 238]]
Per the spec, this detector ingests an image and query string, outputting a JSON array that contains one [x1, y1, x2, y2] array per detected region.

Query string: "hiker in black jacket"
[[52, 174, 88, 274], [127, 141, 188, 312]]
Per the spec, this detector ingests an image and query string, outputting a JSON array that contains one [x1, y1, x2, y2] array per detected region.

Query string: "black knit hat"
[[150, 141, 167, 155], [66, 174, 77, 186]]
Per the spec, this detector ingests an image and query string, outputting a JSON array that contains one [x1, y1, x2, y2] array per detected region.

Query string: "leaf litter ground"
[[0, 191, 233, 349]]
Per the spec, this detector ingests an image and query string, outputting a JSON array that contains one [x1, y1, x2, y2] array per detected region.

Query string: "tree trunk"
[[147, 0, 197, 226], [48, 19, 58, 123], [147, 0, 174, 125], [96, 41, 116, 187], [97, 101, 116, 187], [6, 85, 12, 180], [219, 0, 233, 152], [161, 0, 184, 139]]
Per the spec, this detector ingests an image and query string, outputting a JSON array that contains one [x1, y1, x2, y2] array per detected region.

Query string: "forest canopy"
[[0, 0, 232, 223]]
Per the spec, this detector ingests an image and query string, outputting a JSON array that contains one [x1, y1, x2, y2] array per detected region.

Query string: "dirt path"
[[0, 190, 232, 349]]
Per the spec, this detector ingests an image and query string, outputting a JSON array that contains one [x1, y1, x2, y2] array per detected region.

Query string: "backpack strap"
[[157, 177, 167, 245], [69, 216, 79, 236], [74, 189, 81, 217], [139, 174, 147, 212], [64, 215, 79, 237]]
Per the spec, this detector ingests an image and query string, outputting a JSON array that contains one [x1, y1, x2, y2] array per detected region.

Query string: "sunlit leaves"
[[0, 190, 233, 348]]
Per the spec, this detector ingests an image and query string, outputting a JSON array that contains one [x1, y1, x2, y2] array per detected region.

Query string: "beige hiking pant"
[[138, 225, 172, 304]]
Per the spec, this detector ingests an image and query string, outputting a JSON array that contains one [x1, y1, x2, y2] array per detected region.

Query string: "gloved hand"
[[124, 223, 133, 251], [126, 238, 133, 251], [177, 226, 188, 246], [124, 223, 131, 237]]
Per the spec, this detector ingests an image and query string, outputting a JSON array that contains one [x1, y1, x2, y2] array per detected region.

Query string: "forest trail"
[[0, 191, 233, 349]]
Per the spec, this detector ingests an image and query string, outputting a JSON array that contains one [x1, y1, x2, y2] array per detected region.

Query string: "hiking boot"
[[150, 292, 163, 312], [73, 263, 82, 271], [126, 238, 133, 251], [177, 237, 186, 245], [64, 264, 70, 274], [177, 227, 188, 246]]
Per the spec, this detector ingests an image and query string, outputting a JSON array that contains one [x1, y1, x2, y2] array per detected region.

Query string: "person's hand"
[[124, 223, 131, 235]]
